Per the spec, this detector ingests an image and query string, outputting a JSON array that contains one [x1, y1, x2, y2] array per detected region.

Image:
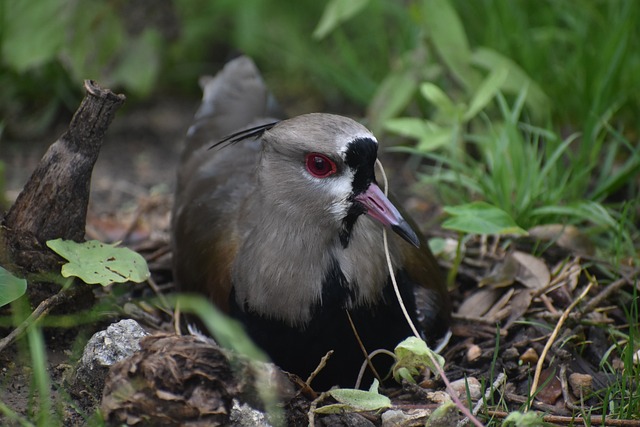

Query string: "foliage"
[[315, 379, 391, 414], [503, 411, 547, 427], [46, 239, 150, 286], [0, 266, 26, 308], [392, 336, 443, 383], [441, 202, 527, 236], [0, 0, 163, 136], [456, 0, 640, 134], [315, 0, 639, 260]]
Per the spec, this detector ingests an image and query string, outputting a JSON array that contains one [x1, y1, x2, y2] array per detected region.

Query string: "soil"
[[0, 91, 638, 426]]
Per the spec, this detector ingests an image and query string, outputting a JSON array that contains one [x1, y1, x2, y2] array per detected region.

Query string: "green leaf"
[[421, 0, 478, 89], [315, 379, 391, 414], [463, 66, 508, 121], [425, 401, 458, 427], [0, 267, 27, 308], [385, 118, 452, 152], [65, 2, 126, 83], [313, 0, 371, 40], [472, 48, 549, 121], [442, 202, 528, 236], [392, 337, 444, 383], [368, 69, 418, 135], [46, 239, 150, 286], [385, 117, 431, 140], [504, 411, 546, 426], [420, 83, 458, 117], [109, 29, 162, 96], [1, 0, 70, 71]]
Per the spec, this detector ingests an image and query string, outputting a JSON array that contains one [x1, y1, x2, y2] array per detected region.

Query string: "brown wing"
[[392, 198, 451, 341], [171, 56, 284, 312]]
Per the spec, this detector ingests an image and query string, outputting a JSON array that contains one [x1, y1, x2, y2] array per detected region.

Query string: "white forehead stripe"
[[336, 132, 378, 155]]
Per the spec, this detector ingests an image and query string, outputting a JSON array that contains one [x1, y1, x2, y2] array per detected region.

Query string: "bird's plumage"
[[172, 56, 450, 389]]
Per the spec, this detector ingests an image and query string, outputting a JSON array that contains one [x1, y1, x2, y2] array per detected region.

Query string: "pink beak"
[[355, 183, 420, 248]]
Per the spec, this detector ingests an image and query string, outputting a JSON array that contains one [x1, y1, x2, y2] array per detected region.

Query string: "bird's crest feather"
[[209, 121, 279, 150]]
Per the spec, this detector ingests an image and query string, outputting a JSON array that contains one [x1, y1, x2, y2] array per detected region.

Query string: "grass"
[[390, 89, 638, 261], [598, 288, 640, 419]]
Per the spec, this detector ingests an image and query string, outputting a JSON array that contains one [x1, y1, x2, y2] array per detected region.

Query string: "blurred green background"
[[1, 0, 638, 260]]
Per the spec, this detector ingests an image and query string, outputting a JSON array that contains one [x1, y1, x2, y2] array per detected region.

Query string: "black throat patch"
[[339, 137, 378, 248]]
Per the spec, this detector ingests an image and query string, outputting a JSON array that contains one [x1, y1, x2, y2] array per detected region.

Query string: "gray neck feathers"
[[231, 181, 401, 328]]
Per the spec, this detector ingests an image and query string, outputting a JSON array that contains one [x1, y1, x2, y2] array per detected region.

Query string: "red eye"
[[305, 153, 337, 178]]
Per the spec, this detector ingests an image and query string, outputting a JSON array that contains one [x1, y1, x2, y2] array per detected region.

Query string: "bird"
[[171, 56, 451, 390]]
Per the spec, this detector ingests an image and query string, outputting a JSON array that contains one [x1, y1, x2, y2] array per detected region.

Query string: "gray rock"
[[229, 399, 273, 427], [69, 319, 149, 403]]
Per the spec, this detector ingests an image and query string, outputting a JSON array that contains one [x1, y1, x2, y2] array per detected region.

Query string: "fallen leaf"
[[513, 251, 550, 290], [529, 224, 595, 255], [479, 255, 518, 288], [457, 288, 502, 318]]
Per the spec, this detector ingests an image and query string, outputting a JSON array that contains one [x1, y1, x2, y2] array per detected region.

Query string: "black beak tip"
[[391, 221, 421, 249]]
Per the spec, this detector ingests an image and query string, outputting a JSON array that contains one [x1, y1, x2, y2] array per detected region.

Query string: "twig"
[[306, 350, 334, 388], [375, 159, 420, 339], [147, 275, 171, 312], [559, 364, 582, 412], [308, 391, 329, 427], [528, 280, 594, 408], [376, 159, 484, 427], [383, 228, 421, 338], [345, 310, 382, 387], [582, 271, 637, 314], [486, 410, 640, 426], [355, 349, 394, 390], [0, 287, 71, 353], [505, 391, 571, 415], [457, 372, 507, 427]]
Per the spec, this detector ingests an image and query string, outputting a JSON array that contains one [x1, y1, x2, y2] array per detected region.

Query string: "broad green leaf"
[[109, 29, 162, 96], [385, 118, 452, 152], [368, 70, 418, 134], [315, 379, 391, 414], [416, 127, 454, 152], [463, 67, 508, 121], [385, 117, 431, 140], [428, 238, 447, 256], [425, 401, 458, 427], [0, 267, 27, 308], [2, 0, 70, 71], [503, 411, 546, 426], [392, 337, 444, 383], [442, 202, 528, 236], [420, 83, 458, 118], [65, 2, 126, 83], [313, 0, 370, 40], [421, 0, 478, 89], [46, 239, 150, 286]]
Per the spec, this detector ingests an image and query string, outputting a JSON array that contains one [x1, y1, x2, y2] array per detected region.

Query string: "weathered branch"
[[0, 80, 125, 276]]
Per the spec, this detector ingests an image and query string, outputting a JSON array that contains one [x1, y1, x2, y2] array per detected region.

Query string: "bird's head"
[[253, 113, 420, 249]]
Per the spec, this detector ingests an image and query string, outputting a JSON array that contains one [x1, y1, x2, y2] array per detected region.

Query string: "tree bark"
[[0, 80, 125, 276]]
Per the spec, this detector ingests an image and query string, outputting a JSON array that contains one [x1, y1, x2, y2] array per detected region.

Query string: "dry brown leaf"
[[457, 288, 502, 318], [529, 224, 595, 255], [535, 367, 563, 405], [479, 255, 518, 288], [504, 288, 535, 328], [512, 251, 550, 290], [484, 288, 515, 322]]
